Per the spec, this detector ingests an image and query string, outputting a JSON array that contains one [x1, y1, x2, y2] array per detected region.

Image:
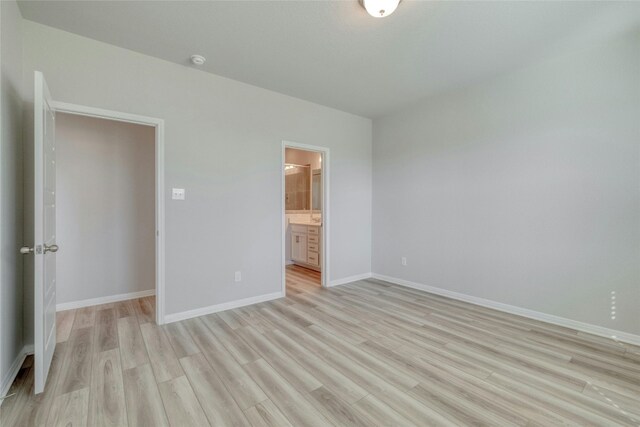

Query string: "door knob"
[[44, 244, 59, 253], [20, 246, 34, 254]]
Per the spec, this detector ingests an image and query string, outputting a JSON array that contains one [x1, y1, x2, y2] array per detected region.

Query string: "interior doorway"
[[281, 141, 329, 294], [53, 102, 166, 325], [55, 113, 156, 311]]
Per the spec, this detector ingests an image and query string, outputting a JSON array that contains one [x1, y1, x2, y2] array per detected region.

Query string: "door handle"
[[44, 244, 59, 253], [20, 246, 34, 254]]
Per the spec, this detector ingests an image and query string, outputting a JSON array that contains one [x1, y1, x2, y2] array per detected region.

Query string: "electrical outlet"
[[235, 271, 242, 282], [172, 188, 185, 200], [401, 257, 407, 266]]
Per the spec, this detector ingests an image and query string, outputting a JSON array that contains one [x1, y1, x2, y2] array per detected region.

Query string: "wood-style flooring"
[[2, 270, 640, 426], [286, 264, 321, 290]]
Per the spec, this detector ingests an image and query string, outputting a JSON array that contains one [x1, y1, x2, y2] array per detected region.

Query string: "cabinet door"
[[291, 232, 308, 262]]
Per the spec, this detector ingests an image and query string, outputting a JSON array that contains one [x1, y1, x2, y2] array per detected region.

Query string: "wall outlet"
[[234, 271, 242, 282], [172, 188, 185, 200], [401, 257, 407, 266]]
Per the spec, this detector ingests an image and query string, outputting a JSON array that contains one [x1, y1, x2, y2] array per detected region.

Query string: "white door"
[[33, 71, 57, 393]]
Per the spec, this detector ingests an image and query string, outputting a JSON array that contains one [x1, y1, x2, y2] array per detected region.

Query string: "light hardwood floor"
[[286, 264, 321, 291], [2, 273, 640, 426]]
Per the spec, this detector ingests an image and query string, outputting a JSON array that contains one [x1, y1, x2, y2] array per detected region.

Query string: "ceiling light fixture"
[[360, 0, 400, 18], [190, 54, 206, 66]]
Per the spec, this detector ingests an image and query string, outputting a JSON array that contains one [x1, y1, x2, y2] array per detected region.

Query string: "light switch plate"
[[172, 188, 185, 200]]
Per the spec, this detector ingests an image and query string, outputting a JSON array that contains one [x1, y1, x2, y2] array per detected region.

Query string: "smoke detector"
[[190, 55, 206, 66]]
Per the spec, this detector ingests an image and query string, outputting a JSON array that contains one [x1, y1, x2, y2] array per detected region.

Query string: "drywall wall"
[[21, 20, 371, 334], [55, 113, 155, 305], [0, 0, 24, 396], [373, 29, 640, 335]]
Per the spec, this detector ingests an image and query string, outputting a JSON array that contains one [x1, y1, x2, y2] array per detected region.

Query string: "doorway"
[[53, 102, 166, 325], [55, 113, 155, 311], [281, 141, 329, 294]]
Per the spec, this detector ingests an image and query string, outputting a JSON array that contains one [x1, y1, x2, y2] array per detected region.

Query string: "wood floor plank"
[[351, 393, 418, 427], [117, 316, 149, 370], [218, 310, 249, 330], [185, 318, 267, 410], [307, 386, 372, 427], [201, 314, 260, 365], [47, 388, 89, 427], [264, 324, 369, 404], [157, 375, 210, 426], [244, 399, 293, 427], [139, 322, 183, 383], [88, 349, 127, 427], [56, 327, 94, 395], [56, 310, 76, 343], [162, 321, 200, 358], [114, 300, 135, 319], [134, 297, 155, 324], [180, 353, 250, 426], [122, 364, 169, 427], [72, 306, 96, 330], [95, 308, 119, 352], [243, 358, 333, 427], [235, 325, 322, 393]]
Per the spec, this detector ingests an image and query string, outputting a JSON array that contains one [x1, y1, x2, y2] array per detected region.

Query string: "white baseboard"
[[56, 289, 156, 311], [372, 273, 640, 347], [328, 272, 372, 288], [164, 291, 284, 324], [0, 345, 29, 407]]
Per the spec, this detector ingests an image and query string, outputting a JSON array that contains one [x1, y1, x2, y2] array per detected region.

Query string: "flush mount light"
[[360, 0, 400, 18], [190, 54, 206, 66]]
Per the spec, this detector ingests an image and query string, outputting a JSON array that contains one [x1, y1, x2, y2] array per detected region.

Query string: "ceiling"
[[18, 1, 637, 118]]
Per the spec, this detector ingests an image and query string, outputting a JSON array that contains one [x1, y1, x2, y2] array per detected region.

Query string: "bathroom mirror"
[[285, 164, 310, 211]]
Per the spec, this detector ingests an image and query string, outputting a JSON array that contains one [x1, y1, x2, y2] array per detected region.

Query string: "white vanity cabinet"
[[291, 223, 321, 271], [291, 230, 308, 263]]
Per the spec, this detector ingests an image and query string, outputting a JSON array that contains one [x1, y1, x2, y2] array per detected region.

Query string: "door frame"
[[281, 140, 330, 292], [51, 101, 166, 325]]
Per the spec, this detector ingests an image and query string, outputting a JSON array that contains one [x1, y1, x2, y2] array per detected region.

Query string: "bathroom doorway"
[[281, 141, 329, 294]]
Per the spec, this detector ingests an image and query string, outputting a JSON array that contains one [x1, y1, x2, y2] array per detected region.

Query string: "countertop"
[[290, 221, 322, 227]]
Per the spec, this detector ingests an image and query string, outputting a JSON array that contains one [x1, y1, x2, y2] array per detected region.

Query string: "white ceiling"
[[17, 1, 637, 118]]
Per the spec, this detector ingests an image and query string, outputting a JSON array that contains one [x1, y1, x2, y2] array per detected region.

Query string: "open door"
[[21, 71, 58, 394]]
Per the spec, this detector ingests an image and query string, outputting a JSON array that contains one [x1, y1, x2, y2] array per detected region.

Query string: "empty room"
[[0, 1, 638, 426]]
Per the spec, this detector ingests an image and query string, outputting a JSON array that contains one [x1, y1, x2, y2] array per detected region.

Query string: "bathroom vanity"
[[290, 223, 321, 271]]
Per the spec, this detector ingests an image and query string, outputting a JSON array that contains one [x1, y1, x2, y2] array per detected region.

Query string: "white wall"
[[372, 29, 640, 335], [0, 0, 24, 396], [21, 20, 372, 331], [56, 113, 155, 305]]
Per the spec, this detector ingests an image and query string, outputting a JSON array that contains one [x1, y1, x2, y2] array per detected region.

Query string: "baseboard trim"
[[0, 345, 29, 407], [56, 289, 156, 311], [164, 291, 284, 324], [328, 272, 372, 288], [372, 273, 640, 347]]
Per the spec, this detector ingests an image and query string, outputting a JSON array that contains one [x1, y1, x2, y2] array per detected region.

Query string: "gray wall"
[[372, 29, 640, 335], [21, 19, 372, 335], [56, 113, 155, 305], [0, 0, 24, 390]]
